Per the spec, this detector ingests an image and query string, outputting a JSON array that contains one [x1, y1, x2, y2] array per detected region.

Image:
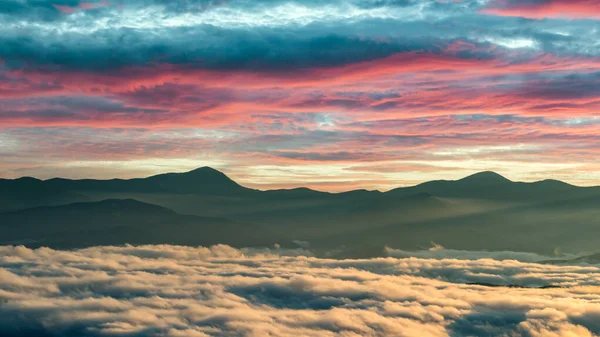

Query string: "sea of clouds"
[[1, 244, 600, 337]]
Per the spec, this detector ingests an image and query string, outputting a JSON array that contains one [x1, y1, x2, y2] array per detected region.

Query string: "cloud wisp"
[[1, 244, 600, 337]]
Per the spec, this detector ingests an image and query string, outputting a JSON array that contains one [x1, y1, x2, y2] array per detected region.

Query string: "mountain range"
[[1, 167, 599, 257]]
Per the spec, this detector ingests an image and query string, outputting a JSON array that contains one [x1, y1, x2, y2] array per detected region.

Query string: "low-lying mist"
[[1, 244, 599, 337]]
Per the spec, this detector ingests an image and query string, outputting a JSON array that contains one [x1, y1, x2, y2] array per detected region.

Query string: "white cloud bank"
[[1, 244, 600, 337]]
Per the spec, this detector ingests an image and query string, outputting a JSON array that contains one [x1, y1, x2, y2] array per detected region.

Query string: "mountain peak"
[[15, 177, 42, 182], [146, 166, 251, 195], [179, 166, 236, 183], [459, 171, 511, 184], [150, 166, 229, 180], [185, 166, 224, 175]]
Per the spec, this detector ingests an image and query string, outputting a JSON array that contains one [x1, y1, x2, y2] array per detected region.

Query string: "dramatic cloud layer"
[[1, 0, 599, 188], [1, 244, 600, 337]]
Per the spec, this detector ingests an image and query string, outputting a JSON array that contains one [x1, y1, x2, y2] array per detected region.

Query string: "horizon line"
[[3, 166, 598, 193]]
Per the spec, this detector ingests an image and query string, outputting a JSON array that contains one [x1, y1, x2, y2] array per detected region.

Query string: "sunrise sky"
[[1, 0, 599, 191]]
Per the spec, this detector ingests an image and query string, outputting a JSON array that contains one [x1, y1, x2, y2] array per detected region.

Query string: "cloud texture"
[[1, 244, 600, 337]]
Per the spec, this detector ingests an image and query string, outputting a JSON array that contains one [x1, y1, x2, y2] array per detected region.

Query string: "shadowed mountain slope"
[[0, 199, 278, 249], [1, 168, 599, 256], [316, 192, 600, 257], [0, 177, 90, 211]]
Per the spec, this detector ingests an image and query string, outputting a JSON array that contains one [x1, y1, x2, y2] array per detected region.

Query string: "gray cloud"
[[1, 0, 598, 72], [0, 27, 446, 71], [1, 244, 600, 336]]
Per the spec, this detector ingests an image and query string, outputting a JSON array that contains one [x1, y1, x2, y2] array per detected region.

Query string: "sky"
[[1, 0, 599, 191]]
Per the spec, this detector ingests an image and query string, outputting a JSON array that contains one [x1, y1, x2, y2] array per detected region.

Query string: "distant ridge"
[[4, 166, 254, 196], [1, 167, 596, 194], [0, 198, 177, 220], [1, 167, 600, 256], [2, 167, 598, 211]]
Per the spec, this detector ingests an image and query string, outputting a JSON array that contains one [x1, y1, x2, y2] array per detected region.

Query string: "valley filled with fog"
[[1, 244, 600, 337]]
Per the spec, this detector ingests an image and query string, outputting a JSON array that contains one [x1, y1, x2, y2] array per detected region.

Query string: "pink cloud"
[[2, 46, 600, 130], [53, 1, 110, 14], [483, 0, 600, 19]]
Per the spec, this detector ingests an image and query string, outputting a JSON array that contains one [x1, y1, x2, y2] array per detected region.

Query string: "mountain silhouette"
[[32, 166, 252, 196], [1, 168, 599, 256], [142, 166, 251, 194], [458, 171, 512, 184], [0, 177, 90, 211], [387, 171, 584, 201]]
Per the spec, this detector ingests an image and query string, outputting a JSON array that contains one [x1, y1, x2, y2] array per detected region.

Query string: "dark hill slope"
[[1, 168, 600, 255], [318, 193, 600, 257], [0, 199, 277, 249], [0, 177, 89, 211], [386, 171, 593, 202]]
